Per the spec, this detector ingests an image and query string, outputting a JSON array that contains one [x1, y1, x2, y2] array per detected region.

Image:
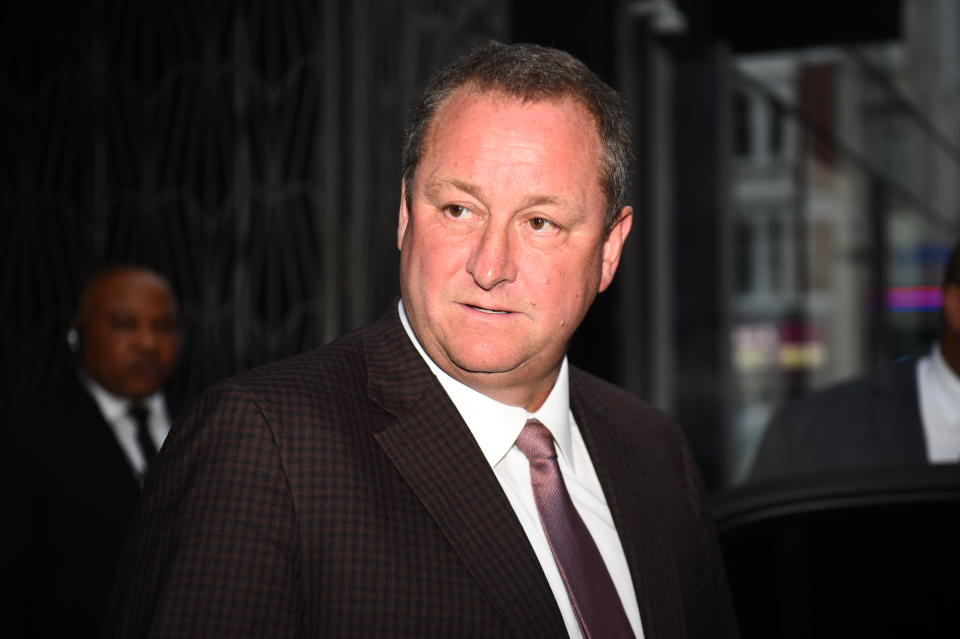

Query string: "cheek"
[[109, 340, 134, 365], [95, 336, 124, 360], [414, 235, 470, 280], [541, 262, 597, 316], [160, 338, 179, 361]]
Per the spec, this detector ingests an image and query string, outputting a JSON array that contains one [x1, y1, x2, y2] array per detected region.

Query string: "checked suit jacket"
[[105, 306, 737, 638]]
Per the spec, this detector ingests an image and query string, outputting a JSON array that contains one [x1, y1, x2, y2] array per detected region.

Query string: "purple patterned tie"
[[516, 419, 635, 639]]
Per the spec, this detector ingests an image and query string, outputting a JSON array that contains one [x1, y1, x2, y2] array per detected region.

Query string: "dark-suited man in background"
[[751, 238, 960, 480], [4, 265, 180, 638], [106, 42, 737, 638]]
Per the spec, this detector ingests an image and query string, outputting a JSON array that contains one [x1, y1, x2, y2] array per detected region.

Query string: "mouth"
[[129, 361, 166, 378], [464, 304, 510, 315]]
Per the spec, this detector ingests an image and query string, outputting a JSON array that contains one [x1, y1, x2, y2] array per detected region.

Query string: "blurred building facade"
[[726, 0, 960, 480]]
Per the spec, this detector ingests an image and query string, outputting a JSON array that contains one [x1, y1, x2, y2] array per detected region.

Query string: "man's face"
[[78, 270, 180, 399], [398, 89, 632, 409]]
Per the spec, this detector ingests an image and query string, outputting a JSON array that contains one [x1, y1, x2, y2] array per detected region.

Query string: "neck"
[[940, 336, 960, 378], [452, 371, 555, 412]]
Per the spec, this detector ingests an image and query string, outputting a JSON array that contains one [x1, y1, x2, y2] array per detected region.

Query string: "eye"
[[528, 217, 555, 232], [444, 204, 471, 218], [154, 318, 179, 334], [110, 316, 137, 331]]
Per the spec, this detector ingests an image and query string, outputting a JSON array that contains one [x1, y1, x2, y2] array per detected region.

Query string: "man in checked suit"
[[106, 42, 737, 638]]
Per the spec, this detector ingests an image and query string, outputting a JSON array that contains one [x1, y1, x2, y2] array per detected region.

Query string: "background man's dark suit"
[[5, 373, 147, 638], [5, 264, 180, 638], [106, 308, 736, 638], [750, 358, 925, 480]]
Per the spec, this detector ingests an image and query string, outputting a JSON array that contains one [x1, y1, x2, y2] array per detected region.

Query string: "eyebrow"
[[424, 179, 483, 202], [424, 178, 566, 209]]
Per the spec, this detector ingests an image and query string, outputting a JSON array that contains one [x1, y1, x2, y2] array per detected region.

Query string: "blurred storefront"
[[724, 1, 960, 483]]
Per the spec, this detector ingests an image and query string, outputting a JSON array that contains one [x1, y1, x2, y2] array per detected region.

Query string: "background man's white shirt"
[[917, 343, 960, 462], [82, 373, 172, 480]]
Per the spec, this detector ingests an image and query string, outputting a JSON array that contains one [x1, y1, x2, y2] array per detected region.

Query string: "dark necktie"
[[128, 403, 157, 467], [516, 419, 634, 639]]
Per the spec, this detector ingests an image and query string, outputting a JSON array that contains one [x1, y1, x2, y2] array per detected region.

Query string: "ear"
[[944, 283, 960, 334], [397, 182, 410, 251], [67, 324, 80, 353], [598, 206, 633, 293]]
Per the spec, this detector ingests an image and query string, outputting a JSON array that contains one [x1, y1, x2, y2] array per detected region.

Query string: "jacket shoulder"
[[570, 364, 680, 433], [750, 358, 919, 479], [220, 324, 370, 403], [766, 358, 913, 432]]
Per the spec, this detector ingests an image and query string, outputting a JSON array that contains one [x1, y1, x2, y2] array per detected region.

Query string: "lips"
[[468, 304, 509, 314], [128, 360, 167, 380]]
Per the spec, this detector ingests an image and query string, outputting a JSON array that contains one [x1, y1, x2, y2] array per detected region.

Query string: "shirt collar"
[[929, 342, 960, 417], [398, 299, 573, 469], [79, 370, 163, 422]]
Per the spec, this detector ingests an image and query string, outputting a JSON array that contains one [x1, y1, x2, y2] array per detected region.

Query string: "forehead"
[[423, 89, 602, 171], [83, 271, 176, 317]]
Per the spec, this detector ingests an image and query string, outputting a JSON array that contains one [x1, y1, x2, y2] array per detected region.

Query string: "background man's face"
[[79, 270, 180, 399], [397, 89, 631, 408]]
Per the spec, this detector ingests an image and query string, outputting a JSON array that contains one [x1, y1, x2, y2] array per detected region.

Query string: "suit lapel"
[[66, 373, 143, 497], [570, 369, 686, 639], [364, 308, 566, 638], [874, 358, 927, 464]]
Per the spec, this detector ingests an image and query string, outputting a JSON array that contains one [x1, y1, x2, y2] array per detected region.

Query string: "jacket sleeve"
[[103, 382, 303, 638], [678, 429, 740, 639]]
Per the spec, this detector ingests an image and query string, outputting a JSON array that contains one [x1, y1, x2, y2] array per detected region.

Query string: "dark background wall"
[[1, 0, 508, 407]]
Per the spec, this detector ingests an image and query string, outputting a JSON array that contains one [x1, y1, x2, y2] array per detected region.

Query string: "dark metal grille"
[[0, 0, 506, 405]]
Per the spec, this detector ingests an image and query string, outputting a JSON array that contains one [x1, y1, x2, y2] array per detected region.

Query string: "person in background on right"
[[751, 238, 960, 480]]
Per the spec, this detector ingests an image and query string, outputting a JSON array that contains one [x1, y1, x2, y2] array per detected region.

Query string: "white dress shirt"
[[399, 301, 643, 638], [917, 343, 960, 463], [82, 373, 172, 482]]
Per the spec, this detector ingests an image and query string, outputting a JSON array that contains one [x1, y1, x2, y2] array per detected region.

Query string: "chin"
[[125, 383, 163, 399], [443, 343, 520, 376]]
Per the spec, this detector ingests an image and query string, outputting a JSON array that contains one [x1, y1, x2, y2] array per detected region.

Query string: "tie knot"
[[128, 403, 149, 427], [515, 419, 557, 461]]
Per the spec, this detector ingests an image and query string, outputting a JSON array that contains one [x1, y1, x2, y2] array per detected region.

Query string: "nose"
[[134, 325, 160, 352], [466, 223, 517, 290]]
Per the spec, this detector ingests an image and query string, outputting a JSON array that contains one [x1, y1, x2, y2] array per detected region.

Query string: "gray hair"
[[401, 40, 633, 234]]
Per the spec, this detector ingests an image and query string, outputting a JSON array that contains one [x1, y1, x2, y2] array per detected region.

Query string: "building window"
[[769, 216, 784, 292], [768, 96, 785, 157], [734, 91, 753, 158], [735, 219, 755, 293]]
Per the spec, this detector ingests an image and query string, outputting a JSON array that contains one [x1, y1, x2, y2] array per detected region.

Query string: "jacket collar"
[[363, 305, 688, 637], [874, 357, 927, 464], [570, 369, 687, 638], [363, 304, 568, 637]]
